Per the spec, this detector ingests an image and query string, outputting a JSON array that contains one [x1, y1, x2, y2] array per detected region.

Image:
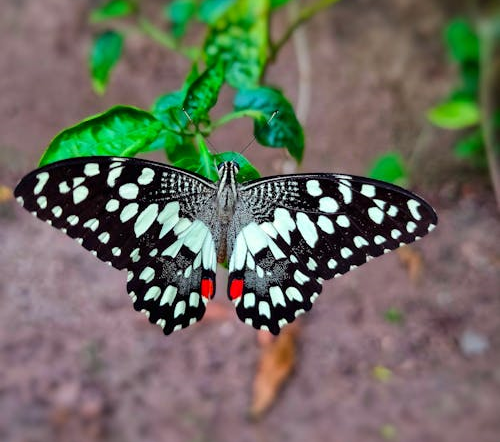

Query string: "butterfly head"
[[217, 161, 240, 180]]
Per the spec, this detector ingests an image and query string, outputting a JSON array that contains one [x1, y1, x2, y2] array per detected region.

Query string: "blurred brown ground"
[[0, 1, 499, 441]]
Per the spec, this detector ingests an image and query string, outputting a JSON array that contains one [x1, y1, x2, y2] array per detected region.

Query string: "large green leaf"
[[39, 106, 164, 166], [203, 0, 269, 88], [234, 87, 304, 162], [90, 0, 137, 22], [174, 138, 218, 182], [427, 99, 480, 129], [214, 151, 261, 182], [183, 62, 225, 124], [367, 152, 408, 187], [89, 30, 124, 95]]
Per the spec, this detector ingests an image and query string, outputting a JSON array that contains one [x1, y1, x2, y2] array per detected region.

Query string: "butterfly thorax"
[[215, 162, 239, 262]]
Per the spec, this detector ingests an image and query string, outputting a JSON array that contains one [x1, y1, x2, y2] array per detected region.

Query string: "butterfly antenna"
[[237, 110, 279, 160], [182, 108, 219, 154]]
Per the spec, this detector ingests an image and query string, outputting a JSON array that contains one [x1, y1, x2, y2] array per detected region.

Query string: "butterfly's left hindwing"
[[227, 173, 437, 334], [14, 157, 218, 334]]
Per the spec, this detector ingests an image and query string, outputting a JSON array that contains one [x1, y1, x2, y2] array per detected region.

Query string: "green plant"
[[426, 18, 486, 167], [39, 0, 341, 180]]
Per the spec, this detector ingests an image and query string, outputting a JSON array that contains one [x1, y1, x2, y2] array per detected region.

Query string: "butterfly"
[[14, 156, 437, 335]]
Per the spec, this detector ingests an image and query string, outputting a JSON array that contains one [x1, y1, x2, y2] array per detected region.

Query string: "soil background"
[[1, 1, 499, 442]]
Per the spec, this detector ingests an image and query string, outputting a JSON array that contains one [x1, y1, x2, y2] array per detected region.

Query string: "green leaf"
[[198, 0, 237, 24], [383, 307, 405, 325], [89, 30, 124, 95], [271, 0, 292, 8], [426, 100, 480, 129], [214, 151, 261, 182], [39, 106, 164, 166], [234, 87, 304, 162], [174, 137, 219, 182], [183, 62, 225, 124], [203, 0, 269, 88], [445, 18, 480, 64], [164, 0, 197, 39], [152, 89, 189, 131], [90, 0, 137, 22], [151, 89, 198, 162], [454, 130, 484, 159], [367, 152, 408, 186]]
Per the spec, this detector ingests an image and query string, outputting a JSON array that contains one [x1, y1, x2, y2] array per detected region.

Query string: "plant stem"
[[478, 13, 500, 211], [136, 17, 199, 60], [270, 0, 342, 61]]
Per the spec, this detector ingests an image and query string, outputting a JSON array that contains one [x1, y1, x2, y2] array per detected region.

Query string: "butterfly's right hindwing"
[[15, 156, 218, 334]]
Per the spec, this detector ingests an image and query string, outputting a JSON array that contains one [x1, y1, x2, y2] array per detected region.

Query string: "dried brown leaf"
[[397, 245, 423, 284], [0, 185, 13, 203], [249, 322, 301, 419]]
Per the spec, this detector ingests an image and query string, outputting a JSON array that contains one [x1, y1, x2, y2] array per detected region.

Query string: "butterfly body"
[[15, 156, 437, 335]]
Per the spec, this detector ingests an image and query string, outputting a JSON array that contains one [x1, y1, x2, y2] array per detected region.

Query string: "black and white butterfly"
[[14, 156, 437, 335]]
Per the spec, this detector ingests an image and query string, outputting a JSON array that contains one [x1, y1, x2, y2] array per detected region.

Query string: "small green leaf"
[[234, 87, 304, 162], [383, 307, 405, 325], [203, 0, 269, 88], [183, 62, 226, 124], [214, 151, 261, 182], [372, 365, 392, 383], [174, 137, 218, 182], [367, 152, 408, 186], [39, 106, 164, 166], [271, 0, 292, 8], [164, 0, 197, 39], [90, 0, 137, 22], [426, 100, 480, 129], [453, 129, 487, 167], [379, 424, 398, 441], [445, 18, 479, 64], [89, 30, 124, 95], [198, 0, 237, 24]]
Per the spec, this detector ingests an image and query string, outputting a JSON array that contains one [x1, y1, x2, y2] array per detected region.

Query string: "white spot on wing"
[[120, 203, 139, 223], [368, 206, 384, 224], [306, 179, 322, 196], [106, 199, 120, 212], [107, 166, 123, 187], [138, 167, 155, 185], [361, 184, 376, 198], [34, 172, 49, 195], [258, 301, 271, 319], [286, 287, 303, 302], [73, 185, 89, 204], [160, 285, 178, 306], [317, 215, 334, 234], [174, 300, 186, 318], [407, 200, 422, 220], [296, 212, 319, 247], [119, 183, 139, 200], [134, 203, 159, 237], [270, 286, 286, 307], [36, 196, 47, 209], [84, 163, 100, 177], [319, 197, 339, 213]]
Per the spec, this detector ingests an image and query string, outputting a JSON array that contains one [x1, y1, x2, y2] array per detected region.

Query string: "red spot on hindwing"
[[229, 278, 244, 300], [201, 278, 214, 299]]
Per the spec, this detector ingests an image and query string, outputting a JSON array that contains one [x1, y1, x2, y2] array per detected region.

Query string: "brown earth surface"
[[1, 1, 499, 442]]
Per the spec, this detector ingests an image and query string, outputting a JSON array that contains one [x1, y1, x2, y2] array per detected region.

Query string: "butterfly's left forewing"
[[227, 173, 437, 334], [15, 157, 219, 334]]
